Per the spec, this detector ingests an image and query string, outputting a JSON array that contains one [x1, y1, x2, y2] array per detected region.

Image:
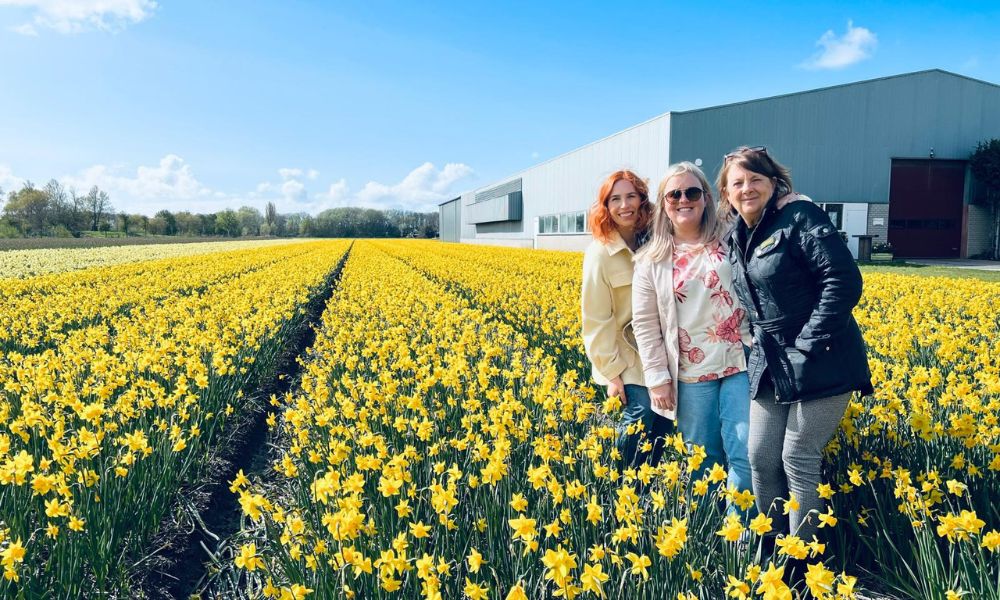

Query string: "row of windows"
[[889, 219, 957, 231], [538, 211, 589, 235], [536, 203, 856, 236]]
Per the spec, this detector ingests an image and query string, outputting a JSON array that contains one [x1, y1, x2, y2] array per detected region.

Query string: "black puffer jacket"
[[726, 195, 873, 404]]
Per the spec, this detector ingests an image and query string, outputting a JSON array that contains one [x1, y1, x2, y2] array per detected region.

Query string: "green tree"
[[154, 210, 178, 235], [970, 138, 1000, 259], [265, 201, 277, 230], [215, 209, 241, 237], [84, 185, 112, 231], [198, 213, 216, 236], [237, 206, 262, 236], [4, 182, 50, 235], [175, 211, 201, 236]]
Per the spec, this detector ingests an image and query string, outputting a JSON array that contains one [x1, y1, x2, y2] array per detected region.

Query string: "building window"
[[538, 210, 588, 235], [821, 203, 844, 230], [890, 218, 957, 230]]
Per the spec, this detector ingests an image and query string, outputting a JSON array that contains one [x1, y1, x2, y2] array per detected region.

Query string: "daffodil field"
[[1, 239, 998, 599], [0, 240, 351, 597], [0, 238, 308, 279]]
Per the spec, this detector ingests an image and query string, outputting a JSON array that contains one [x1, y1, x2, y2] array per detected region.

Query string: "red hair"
[[588, 169, 652, 244]]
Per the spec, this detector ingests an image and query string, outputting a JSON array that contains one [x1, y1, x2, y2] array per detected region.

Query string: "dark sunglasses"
[[724, 145, 768, 162], [664, 187, 704, 203]]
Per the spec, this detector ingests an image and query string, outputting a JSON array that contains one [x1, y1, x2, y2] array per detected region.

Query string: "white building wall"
[[467, 114, 672, 247], [842, 204, 870, 258]]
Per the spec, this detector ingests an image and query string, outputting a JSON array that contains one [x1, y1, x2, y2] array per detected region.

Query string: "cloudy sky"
[[0, 1, 998, 215]]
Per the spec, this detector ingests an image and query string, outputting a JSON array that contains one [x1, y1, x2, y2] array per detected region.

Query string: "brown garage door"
[[888, 159, 964, 258]]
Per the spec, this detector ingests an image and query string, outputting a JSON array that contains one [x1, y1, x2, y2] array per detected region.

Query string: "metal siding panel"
[[438, 198, 460, 242], [670, 71, 1000, 206]]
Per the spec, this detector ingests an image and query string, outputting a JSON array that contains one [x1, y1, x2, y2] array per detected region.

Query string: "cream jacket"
[[581, 232, 645, 388]]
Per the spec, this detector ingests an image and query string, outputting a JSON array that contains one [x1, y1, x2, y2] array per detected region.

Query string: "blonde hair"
[[635, 161, 729, 264]]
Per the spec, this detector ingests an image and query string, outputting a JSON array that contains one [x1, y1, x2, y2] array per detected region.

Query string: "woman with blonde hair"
[[582, 169, 673, 470], [631, 161, 753, 499]]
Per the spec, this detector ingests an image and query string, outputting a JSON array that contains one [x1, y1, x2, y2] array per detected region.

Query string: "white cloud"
[[316, 179, 349, 205], [250, 163, 472, 214], [801, 20, 877, 70], [61, 154, 215, 213], [280, 179, 307, 203], [2, 0, 157, 34], [356, 162, 474, 211], [3, 157, 474, 216], [11, 22, 36, 35], [0, 164, 25, 193]]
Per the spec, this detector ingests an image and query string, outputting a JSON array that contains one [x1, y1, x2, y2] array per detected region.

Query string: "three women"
[[583, 147, 872, 548]]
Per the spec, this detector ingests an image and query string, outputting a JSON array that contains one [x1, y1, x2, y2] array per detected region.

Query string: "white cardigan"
[[631, 256, 680, 420]]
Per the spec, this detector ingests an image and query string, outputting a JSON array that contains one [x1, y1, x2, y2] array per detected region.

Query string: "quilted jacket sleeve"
[[792, 203, 863, 354]]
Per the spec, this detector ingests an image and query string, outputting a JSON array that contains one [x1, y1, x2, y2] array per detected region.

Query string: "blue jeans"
[[617, 384, 673, 470], [676, 372, 752, 499]]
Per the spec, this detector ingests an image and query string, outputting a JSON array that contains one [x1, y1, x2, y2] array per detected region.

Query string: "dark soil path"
[[136, 245, 351, 599]]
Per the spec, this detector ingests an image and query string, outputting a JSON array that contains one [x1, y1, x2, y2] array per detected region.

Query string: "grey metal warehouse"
[[439, 69, 1000, 259]]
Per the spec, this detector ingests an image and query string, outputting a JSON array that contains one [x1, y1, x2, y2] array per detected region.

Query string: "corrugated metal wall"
[[438, 198, 460, 242], [669, 70, 1000, 206]]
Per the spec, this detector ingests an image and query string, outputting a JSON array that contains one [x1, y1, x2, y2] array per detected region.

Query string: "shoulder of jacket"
[[781, 200, 826, 225], [781, 202, 842, 242], [583, 240, 604, 259]]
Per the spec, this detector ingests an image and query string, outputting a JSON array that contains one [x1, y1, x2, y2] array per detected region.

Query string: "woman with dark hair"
[[631, 161, 753, 503], [717, 146, 873, 551], [582, 169, 673, 470]]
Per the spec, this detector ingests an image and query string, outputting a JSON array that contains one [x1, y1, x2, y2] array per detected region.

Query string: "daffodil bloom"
[[467, 548, 485, 573], [235, 543, 265, 572], [580, 562, 609, 597], [625, 552, 651, 581], [749, 513, 773, 536], [818, 506, 838, 528], [716, 514, 745, 542]]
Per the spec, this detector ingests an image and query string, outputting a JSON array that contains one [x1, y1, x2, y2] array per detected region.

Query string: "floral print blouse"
[[672, 241, 750, 383]]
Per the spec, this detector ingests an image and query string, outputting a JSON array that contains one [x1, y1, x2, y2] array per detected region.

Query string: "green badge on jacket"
[[756, 235, 778, 256]]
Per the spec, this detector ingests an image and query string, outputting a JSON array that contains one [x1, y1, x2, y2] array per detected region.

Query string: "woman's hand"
[[650, 382, 676, 411], [607, 377, 626, 406]]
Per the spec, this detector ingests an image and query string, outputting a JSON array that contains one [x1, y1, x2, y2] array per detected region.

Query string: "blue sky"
[[0, 1, 998, 216]]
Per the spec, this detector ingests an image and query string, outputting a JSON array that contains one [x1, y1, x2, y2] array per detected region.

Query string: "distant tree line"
[[0, 180, 439, 239]]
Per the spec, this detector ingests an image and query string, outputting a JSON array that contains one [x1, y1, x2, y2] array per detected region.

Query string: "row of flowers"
[[0, 238, 306, 280], [0, 240, 351, 597], [233, 241, 858, 599]]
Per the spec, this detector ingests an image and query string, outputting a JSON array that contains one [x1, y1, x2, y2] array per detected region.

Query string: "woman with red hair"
[[582, 169, 673, 470]]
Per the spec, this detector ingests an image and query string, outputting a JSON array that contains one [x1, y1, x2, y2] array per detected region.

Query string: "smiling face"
[[724, 163, 775, 226], [606, 179, 641, 233], [663, 172, 705, 238]]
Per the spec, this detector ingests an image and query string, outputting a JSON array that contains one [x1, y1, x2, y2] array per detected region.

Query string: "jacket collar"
[[604, 230, 632, 256]]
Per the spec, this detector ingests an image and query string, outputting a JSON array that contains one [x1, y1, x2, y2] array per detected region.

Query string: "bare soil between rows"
[[135, 246, 350, 599]]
